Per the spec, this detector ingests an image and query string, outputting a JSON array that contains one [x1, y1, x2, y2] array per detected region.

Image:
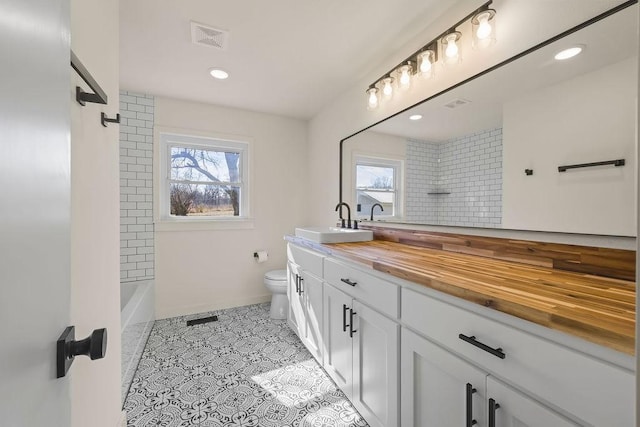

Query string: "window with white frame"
[[159, 133, 249, 220], [354, 155, 402, 219]]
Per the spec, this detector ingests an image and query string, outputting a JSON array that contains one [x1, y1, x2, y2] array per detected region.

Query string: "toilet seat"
[[265, 269, 287, 282]]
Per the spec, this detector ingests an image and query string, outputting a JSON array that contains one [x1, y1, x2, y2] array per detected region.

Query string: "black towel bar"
[[558, 159, 625, 172]]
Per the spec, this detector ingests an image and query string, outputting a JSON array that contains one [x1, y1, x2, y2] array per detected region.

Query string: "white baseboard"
[[156, 294, 271, 319]]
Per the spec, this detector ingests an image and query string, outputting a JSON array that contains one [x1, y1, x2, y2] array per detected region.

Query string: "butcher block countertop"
[[300, 238, 636, 355]]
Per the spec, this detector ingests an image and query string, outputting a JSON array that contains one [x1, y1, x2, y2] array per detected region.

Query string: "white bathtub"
[[121, 280, 155, 404]]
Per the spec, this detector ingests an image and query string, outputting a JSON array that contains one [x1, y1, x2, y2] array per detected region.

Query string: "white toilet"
[[264, 269, 288, 319]]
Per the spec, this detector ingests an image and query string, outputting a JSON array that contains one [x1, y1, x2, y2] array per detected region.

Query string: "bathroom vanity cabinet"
[[323, 258, 400, 427], [286, 244, 324, 363], [285, 239, 635, 427]]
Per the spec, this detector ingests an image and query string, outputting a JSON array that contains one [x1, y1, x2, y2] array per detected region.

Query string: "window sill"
[[155, 217, 255, 232]]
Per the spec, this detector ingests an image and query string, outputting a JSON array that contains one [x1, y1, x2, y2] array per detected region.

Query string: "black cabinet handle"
[[298, 276, 304, 294], [295, 274, 300, 294], [57, 326, 107, 378], [349, 308, 357, 338], [489, 398, 500, 427], [459, 334, 506, 359], [340, 278, 357, 287], [342, 304, 349, 332], [466, 383, 477, 426]]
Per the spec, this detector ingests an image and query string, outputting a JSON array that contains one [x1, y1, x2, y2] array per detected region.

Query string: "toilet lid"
[[265, 269, 287, 281]]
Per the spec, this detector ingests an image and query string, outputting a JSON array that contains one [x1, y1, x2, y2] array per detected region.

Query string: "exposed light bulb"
[[396, 64, 413, 91], [476, 15, 492, 39], [381, 77, 394, 98], [445, 36, 459, 58], [366, 87, 379, 110], [472, 9, 496, 49]]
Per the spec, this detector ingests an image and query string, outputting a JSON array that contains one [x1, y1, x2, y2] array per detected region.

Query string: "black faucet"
[[335, 202, 352, 229], [370, 203, 384, 221]]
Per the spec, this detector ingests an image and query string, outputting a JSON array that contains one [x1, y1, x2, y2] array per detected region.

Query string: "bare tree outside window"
[[170, 146, 242, 216]]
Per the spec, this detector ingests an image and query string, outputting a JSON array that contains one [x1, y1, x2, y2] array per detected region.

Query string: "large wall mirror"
[[341, 3, 637, 237]]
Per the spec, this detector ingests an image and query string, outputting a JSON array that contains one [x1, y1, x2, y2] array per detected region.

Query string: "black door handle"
[[342, 304, 350, 332], [340, 278, 357, 287], [57, 326, 108, 378], [466, 383, 478, 426], [459, 334, 506, 359], [349, 308, 357, 338], [489, 398, 500, 427]]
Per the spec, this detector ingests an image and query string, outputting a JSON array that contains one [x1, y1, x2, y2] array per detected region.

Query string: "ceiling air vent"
[[443, 98, 471, 109], [190, 21, 229, 50]]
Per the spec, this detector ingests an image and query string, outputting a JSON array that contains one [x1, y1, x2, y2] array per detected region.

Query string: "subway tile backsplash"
[[406, 128, 502, 228], [120, 91, 155, 282]]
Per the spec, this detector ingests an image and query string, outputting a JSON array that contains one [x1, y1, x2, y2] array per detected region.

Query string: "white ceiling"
[[119, 0, 457, 120]]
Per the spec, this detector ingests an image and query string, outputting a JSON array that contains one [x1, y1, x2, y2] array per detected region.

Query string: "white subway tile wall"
[[120, 91, 155, 282], [406, 128, 502, 227]]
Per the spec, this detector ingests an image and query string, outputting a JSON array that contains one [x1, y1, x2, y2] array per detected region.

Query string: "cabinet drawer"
[[287, 243, 324, 277], [401, 288, 634, 427], [324, 258, 398, 318]]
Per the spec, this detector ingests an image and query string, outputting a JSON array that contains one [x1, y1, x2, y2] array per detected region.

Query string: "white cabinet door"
[[401, 328, 487, 427], [352, 301, 399, 427], [300, 271, 323, 362], [323, 283, 354, 398], [486, 377, 580, 427], [287, 262, 304, 335]]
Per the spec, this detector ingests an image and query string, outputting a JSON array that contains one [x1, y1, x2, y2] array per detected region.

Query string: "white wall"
[[503, 57, 636, 236], [307, 0, 629, 246], [70, 0, 122, 425], [153, 97, 308, 318]]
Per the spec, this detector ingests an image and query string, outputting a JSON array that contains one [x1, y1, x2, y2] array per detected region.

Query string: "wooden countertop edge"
[[285, 236, 635, 355]]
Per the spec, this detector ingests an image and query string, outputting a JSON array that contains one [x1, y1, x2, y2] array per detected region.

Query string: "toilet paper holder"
[[254, 251, 269, 263]]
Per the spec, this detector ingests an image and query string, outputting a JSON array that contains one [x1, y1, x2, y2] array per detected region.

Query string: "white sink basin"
[[295, 226, 373, 244]]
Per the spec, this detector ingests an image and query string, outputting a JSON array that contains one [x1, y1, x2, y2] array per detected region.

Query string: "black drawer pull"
[[342, 304, 349, 332], [466, 383, 477, 427], [489, 398, 500, 427], [349, 308, 357, 338], [340, 278, 357, 287], [298, 276, 304, 294], [459, 334, 506, 359]]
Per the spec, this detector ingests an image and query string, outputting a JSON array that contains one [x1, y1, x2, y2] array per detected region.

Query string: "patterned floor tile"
[[125, 303, 369, 427]]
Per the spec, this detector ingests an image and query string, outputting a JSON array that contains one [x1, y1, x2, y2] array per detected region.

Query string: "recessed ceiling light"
[[209, 68, 229, 79], [554, 45, 584, 61], [409, 114, 423, 121]]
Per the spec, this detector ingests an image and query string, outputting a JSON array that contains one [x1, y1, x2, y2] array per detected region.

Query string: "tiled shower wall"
[[119, 91, 155, 282], [406, 128, 502, 227]]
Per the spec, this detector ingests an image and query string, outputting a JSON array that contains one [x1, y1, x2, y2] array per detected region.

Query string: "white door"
[[352, 301, 399, 427], [0, 0, 72, 425], [322, 283, 353, 397], [401, 328, 487, 427], [486, 377, 580, 427], [300, 271, 323, 362]]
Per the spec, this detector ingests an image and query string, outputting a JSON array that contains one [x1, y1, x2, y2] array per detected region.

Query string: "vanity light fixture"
[[409, 114, 423, 121], [365, 0, 496, 110], [366, 86, 379, 110], [554, 45, 584, 60], [209, 68, 229, 79]]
